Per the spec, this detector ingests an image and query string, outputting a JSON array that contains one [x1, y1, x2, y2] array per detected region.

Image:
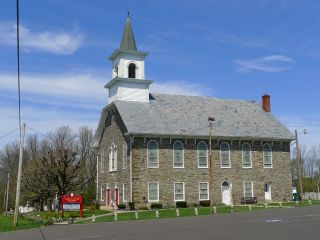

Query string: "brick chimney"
[[262, 94, 271, 112]]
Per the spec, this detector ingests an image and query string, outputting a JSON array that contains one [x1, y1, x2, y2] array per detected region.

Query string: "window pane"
[[174, 142, 184, 167], [199, 182, 208, 200], [244, 182, 253, 198], [243, 144, 251, 167], [148, 141, 158, 167], [263, 144, 272, 166], [175, 183, 184, 201], [148, 183, 158, 201], [220, 143, 230, 167], [198, 142, 208, 167]]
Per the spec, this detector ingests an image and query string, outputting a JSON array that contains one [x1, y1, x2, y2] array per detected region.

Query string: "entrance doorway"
[[221, 181, 232, 205], [264, 183, 272, 201]]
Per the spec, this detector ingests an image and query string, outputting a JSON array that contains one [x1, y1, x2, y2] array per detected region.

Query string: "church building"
[[93, 16, 294, 207]]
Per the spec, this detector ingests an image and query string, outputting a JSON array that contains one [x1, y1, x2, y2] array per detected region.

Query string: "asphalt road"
[[1, 206, 320, 240]]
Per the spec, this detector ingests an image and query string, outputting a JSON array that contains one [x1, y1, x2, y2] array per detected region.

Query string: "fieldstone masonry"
[[98, 113, 292, 206]]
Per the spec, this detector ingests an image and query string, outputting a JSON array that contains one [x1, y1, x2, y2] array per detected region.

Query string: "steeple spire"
[[120, 14, 137, 51]]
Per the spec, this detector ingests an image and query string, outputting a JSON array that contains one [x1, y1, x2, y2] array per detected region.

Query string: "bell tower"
[[105, 14, 153, 103]]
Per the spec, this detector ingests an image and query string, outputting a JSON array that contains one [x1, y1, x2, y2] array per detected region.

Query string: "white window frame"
[[263, 143, 273, 168], [220, 142, 231, 168], [100, 185, 104, 202], [109, 143, 117, 172], [199, 182, 209, 201], [147, 140, 159, 168], [148, 182, 159, 202], [173, 141, 184, 168], [174, 182, 185, 202], [197, 141, 208, 168], [242, 143, 252, 168], [122, 183, 128, 202], [123, 143, 127, 169], [243, 181, 254, 198]]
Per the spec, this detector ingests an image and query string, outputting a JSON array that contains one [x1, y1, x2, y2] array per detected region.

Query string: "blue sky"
[[0, 0, 319, 148]]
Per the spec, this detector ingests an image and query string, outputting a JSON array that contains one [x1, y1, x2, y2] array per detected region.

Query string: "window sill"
[[264, 166, 273, 169], [243, 166, 252, 169], [198, 166, 208, 169], [221, 166, 231, 169], [147, 166, 159, 169], [148, 199, 160, 202], [173, 166, 184, 169]]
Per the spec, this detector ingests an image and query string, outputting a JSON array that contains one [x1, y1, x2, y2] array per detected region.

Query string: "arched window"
[[147, 140, 159, 168], [109, 143, 117, 172], [242, 143, 252, 168], [220, 142, 230, 168], [197, 141, 208, 168], [128, 63, 136, 78], [263, 143, 272, 168], [173, 141, 184, 168]]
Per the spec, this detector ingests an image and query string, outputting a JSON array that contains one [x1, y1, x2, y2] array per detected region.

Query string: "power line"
[[27, 127, 75, 146], [16, 0, 22, 135], [0, 128, 20, 140]]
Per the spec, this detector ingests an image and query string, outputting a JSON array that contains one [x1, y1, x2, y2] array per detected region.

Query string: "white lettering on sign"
[[63, 203, 80, 211]]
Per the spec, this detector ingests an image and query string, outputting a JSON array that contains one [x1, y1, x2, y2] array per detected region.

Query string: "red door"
[[115, 189, 119, 207], [107, 189, 110, 206]]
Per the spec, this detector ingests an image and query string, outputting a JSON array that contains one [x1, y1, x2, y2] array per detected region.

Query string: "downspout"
[[96, 152, 99, 202], [130, 137, 133, 202]]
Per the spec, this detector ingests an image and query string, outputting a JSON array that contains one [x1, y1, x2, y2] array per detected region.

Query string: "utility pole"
[[3, 186, 6, 213], [5, 172, 10, 216], [13, 123, 26, 226], [208, 117, 215, 211], [295, 130, 304, 203]]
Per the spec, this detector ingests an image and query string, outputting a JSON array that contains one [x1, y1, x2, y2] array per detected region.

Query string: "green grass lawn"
[[30, 208, 111, 221], [0, 215, 43, 233]]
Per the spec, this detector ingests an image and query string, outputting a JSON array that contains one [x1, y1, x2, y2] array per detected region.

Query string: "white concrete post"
[[295, 201, 299, 207], [194, 208, 198, 216], [176, 208, 180, 217], [155, 210, 159, 219], [279, 202, 282, 208], [248, 205, 252, 211], [114, 213, 118, 221], [308, 200, 312, 205], [264, 203, 268, 209], [230, 205, 234, 213], [135, 211, 139, 220], [213, 206, 217, 214], [92, 215, 96, 223]]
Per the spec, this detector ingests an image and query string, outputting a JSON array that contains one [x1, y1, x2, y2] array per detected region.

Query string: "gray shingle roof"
[[94, 93, 294, 147], [120, 15, 137, 51]]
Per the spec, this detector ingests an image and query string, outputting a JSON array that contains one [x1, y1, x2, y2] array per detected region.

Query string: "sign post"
[[61, 194, 83, 218]]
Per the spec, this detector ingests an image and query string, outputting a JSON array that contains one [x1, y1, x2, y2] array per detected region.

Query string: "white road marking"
[[265, 219, 282, 223]]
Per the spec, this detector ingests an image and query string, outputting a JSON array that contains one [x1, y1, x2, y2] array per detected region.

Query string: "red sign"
[[61, 194, 83, 218]]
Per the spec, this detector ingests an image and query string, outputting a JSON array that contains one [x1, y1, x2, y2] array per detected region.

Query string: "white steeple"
[[105, 14, 153, 103]]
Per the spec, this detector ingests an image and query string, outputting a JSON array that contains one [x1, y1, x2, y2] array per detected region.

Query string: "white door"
[[264, 183, 272, 201], [222, 181, 231, 205]]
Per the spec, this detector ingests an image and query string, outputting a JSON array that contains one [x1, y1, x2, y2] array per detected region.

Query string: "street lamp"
[[295, 129, 307, 203], [208, 117, 215, 211]]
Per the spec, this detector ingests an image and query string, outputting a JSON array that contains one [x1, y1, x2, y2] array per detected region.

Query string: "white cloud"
[[151, 80, 214, 96], [0, 72, 107, 110], [0, 71, 215, 148], [233, 54, 294, 73], [0, 23, 84, 55]]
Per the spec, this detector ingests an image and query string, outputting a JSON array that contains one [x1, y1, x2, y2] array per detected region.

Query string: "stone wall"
[[132, 137, 292, 205], [97, 110, 292, 206], [97, 109, 130, 206]]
